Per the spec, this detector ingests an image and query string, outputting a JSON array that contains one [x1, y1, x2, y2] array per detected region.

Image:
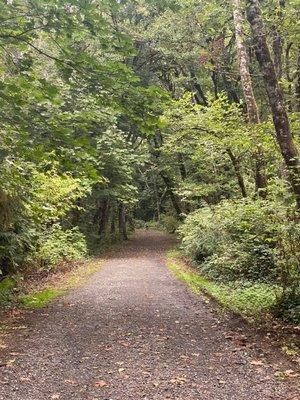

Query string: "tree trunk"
[[226, 148, 247, 197], [232, 0, 267, 198], [296, 47, 300, 112], [97, 198, 110, 238], [272, 29, 283, 79], [246, 0, 300, 207], [272, 0, 285, 80], [152, 175, 161, 222], [285, 42, 293, 111], [160, 172, 183, 218], [118, 202, 128, 240], [190, 70, 208, 106], [211, 70, 218, 99], [177, 153, 187, 181], [149, 135, 183, 218]]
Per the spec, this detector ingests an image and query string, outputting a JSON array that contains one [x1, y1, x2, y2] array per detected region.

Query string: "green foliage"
[[0, 277, 17, 304], [0, 0, 299, 326], [178, 199, 300, 320], [29, 171, 91, 224], [159, 214, 180, 233], [33, 225, 87, 268]]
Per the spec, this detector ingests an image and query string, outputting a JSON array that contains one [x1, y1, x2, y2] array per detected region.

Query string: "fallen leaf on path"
[[51, 394, 60, 399], [250, 360, 264, 366], [6, 358, 16, 367], [93, 380, 108, 388], [20, 377, 31, 382], [11, 325, 27, 330], [65, 379, 77, 385], [283, 369, 299, 378], [170, 376, 188, 386]]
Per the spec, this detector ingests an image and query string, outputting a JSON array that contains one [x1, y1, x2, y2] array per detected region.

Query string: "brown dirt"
[[0, 230, 299, 399]]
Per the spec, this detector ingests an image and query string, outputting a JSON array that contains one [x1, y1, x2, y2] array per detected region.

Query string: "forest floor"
[[0, 230, 299, 400]]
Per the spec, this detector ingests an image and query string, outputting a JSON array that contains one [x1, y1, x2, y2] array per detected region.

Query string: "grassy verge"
[[166, 249, 279, 322], [0, 259, 103, 310], [19, 259, 103, 309]]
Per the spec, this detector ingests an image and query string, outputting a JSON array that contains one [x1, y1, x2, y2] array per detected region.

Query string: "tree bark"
[[160, 172, 183, 218], [272, 29, 283, 79], [177, 153, 187, 181], [98, 198, 110, 238], [272, 0, 285, 80], [190, 70, 208, 106], [232, 0, 267, 198], [118, 202, 128, 240], [246, 0, 300, 207], [296, 46, 300, 112], [285, 42, 293, 111], [149, 135, 183, 218], [226, 148, 247, 197]]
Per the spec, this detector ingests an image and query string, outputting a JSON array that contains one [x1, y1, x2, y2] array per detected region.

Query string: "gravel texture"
[[0, 229, 299, 399]]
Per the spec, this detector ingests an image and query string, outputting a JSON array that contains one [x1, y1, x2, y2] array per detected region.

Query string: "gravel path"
[[0, 230, 299, 399]]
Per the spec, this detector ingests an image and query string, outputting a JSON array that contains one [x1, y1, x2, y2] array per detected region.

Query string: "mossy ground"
[[0, 277, 17, 304]]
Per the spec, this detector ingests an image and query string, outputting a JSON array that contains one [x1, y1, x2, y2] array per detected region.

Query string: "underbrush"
[[177, 199, 300, 323], [3, 259, 103, 309], [0, 277, 17, 305], [167, 250, 279, 322], [32, 225, 88, 268]]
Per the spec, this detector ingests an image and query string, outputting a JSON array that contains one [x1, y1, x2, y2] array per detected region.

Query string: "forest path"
[[0, 230, 298, 400]]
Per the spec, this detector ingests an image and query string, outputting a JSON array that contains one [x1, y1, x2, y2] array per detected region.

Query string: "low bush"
[[31, 224, 88, 268], [178, 199, 300, 321], [159, 214, 180, 233], [0, 277, 17, 304]]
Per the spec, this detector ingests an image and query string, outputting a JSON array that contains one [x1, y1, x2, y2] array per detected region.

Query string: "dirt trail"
[[0, 230, 299, 399]]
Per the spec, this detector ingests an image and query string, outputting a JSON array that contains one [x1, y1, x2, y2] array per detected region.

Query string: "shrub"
[[32, 224, 87, 268], [178, 199, 300, 319], [159, 214, 180, 233]]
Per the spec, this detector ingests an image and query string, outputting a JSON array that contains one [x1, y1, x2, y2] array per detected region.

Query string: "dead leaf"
[[93, 380, 108, 388], [170, 376, 188, 386], [20, 377, 31, 382], [65, 379, 76, 385], [6, 358, 16, 367], [250, 360, 264, 366], [284, 369, 299, 378]]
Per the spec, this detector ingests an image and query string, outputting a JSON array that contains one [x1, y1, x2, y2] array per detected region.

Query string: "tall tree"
[[232, 0, 267, 197], [246, 0, 300, 208]]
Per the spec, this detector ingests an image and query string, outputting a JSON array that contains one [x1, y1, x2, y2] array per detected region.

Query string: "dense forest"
[[0, 0, 299, 322]]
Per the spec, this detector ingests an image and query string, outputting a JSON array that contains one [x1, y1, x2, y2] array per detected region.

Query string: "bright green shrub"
[[33, 225, 87, 268], [178, 199, 300, 320]]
